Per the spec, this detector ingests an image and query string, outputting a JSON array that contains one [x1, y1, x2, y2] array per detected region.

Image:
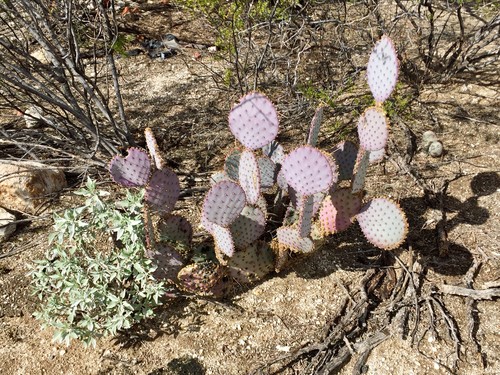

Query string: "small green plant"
[[30, 178, 165, 347]]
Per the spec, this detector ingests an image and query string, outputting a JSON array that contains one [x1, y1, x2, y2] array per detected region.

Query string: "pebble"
[[428, 141, 444, 157]]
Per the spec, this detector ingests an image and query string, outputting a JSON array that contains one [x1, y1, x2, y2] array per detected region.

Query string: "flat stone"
[[0, 161, 67, 214], [0, 207, 16, 241]]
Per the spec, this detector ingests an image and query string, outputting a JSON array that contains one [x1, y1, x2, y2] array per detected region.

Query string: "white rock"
[[0, 161, 66, 213], [428, 141, 444, 157], [0, 207, 16, 241], [422, 130, 438, 150]]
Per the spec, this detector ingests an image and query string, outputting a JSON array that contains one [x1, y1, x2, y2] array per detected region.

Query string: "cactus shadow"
[[293, 172, 498, 279], [112, 297, 208, 348]]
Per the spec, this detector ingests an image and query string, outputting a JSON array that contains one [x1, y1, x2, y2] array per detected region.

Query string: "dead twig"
[[438, 284, 500, 300]]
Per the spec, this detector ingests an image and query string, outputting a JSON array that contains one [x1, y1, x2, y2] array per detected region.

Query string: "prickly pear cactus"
[[357, 198, 408, 250], [229, 92, 279, 150], [107, 35, 409, 301], [109, 148, 151, 187], [367, 35, 399, 104]]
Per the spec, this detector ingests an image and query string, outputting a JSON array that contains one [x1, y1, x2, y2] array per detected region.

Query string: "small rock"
[[428, 141, 444, 157], [208, 46, 218, 53], [0, 161, 66, 213], [421, 130, 438, 150], [0, 207, 16, 242]]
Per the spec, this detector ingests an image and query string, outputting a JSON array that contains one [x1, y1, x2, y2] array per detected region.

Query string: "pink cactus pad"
[[332, 141, 358, 181], [307, 106, 324, 147], [239, 150, 261, 205], [229, 92, 279, 150], [202, 181, 246, 227], [352, 149, 370, 194], [367, 35, 399, 103], [358, 107, 389, 151], [144, 128, 165, 169], [298, 195, 315, 237], [109, 147, 150, 187], [356, 198, 408, 250], [282, 146, 335, 196], [318, 188, 362, 235], [231, 206, 265, 249], [277, 226, 314, 254], [145, 168, 180, 214], [212, 223, 235, 258]]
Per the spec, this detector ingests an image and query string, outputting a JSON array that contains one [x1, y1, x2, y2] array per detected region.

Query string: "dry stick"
[[438, 284, 500, 300], [0, 140, 106, 167], [462, 257, 487, 367], [428, 294, 462, 372]]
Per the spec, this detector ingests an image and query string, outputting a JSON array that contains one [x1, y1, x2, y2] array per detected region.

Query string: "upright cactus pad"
[[358, 107, 389, 151], [202, 181, 246, 227], [356, 198, 408, 250], [239, 150, 261, 205], [230, 205, 266, 249], [298, 195, 315, 237], [307, 106, 324, 147], [352, 149, 370, 194], [144, 127, 165, 170], [277, 226, 314, 254], [258, 157, 278, 191], [332, 141, 358, 181], [109, 147, 151, 187], [145, 168, 180, 214], [367, 35, 399, 104], [262, 140, 285, 164], [229, 92, 279, 150], [227, 241, 274, 283], [224, 149, 241, 181], [282, 146, 336, 196], [212, 223, 235, 258], [318, 188, 362, 235]]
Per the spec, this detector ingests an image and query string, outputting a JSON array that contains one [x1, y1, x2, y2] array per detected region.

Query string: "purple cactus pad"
[[145, 127, 165, 169], [358, 107, 389, 151], [239, 150, 261, 205], [277, 226, 314, 254], [367, 35, 399, 103], [230, 205, 266, 249], [281, 146, 335, 196], [356, 197, 408, 250], [202, 181, 246, 227], [229, 92, 279, 150], [109, 147, 151, 187], [145, 168, 180, 214], [318, 188, 362, 235]]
